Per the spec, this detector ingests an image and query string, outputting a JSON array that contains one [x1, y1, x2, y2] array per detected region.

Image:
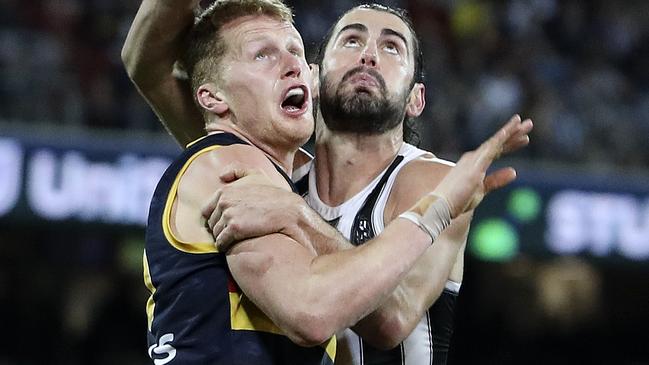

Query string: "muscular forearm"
[[352, 212, 471, 349], [227, 218, 434, 346], [293, 203, 354, 254], [122, 0, 195, 85], [448, 240, 467, 284], [269, 198, 467, 347], [122, 0, 204, 146]]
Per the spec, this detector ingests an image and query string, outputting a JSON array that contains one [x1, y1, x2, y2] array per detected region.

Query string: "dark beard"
[[319, 66, 408, 135]]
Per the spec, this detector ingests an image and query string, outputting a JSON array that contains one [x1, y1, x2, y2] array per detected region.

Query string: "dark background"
[[0, 0, 648, 364]]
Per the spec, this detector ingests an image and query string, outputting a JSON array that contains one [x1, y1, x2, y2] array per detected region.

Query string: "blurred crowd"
[[1, 1, 648, 364], [1, 0, 648, 167]]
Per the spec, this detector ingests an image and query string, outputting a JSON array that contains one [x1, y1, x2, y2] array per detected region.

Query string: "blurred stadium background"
[[1, 0, 648, 364]]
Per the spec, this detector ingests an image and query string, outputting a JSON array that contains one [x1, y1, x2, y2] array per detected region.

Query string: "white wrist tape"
[[399, 195, 452, 244]]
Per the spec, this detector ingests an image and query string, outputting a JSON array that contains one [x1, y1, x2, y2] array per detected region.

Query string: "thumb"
[[219, 163, 254, 183], [483, 167, 517, 194]]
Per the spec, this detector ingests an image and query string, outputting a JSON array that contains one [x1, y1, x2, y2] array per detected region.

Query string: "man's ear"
[[406, 83, 425, 118], [197, 83, 229, 116], [309, 63, 320, 100]]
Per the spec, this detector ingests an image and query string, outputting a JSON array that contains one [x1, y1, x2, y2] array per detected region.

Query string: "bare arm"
[[352, 114, 534, 347], [122, 0, 205, 146], [351, 160, 472, 349], [182, 145, 434, 346], [205, 116, 533, 346], [206, 178, 467, 348], [226, 217, 433, 346], [210, 160, 472, 349]]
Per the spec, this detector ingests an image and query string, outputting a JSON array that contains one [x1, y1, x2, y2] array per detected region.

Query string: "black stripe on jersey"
[[362, 341, 402, 365], [430, 289, 458, 365], [351, 155, 405, 364], [270, 158, 298, 193], [327, 217, 341, 228], [350, 155, 404, 245], [426, 311, 433, 365], [295, 172, 309, 196]]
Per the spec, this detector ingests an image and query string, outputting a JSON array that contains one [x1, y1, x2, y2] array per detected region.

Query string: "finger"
[[475, 114, 522, 168], [502, 135, 530, 154], [216, 222, 247, 253], [201, 189, 222, 218], [219, 163, 255, 183], [229, 173, 267, 187], [520, 118, 533, 134], [501, 119, 533, 154], [215, 227, 235, 253], [484, 167, 517, 193], [211, 217, 226, 239], [477, 116, 533, 167], [208, 202, 225, 232], [219, 168, 246, 183]]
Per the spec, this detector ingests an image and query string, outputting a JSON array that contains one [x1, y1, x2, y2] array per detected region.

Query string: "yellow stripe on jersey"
[[229, 291, 337, 360], [143, 250, 156, 331], [162, 145, 220, 254], [324, 336, 337, 361], [229, 292, 283, 335]]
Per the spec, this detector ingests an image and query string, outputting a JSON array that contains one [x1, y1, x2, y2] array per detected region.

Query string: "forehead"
[[332, 8, 412, 45], [221, 14, 302, 46]]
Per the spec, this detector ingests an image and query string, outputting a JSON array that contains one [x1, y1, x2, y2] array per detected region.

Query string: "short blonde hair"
[[182, 0, 294, 99]]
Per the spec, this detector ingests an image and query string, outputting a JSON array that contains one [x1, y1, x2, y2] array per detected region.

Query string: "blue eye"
[[255, 52, 268, 60]]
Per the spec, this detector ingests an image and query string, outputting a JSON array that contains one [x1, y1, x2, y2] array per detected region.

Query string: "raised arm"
[[350, 159, 472, 349], [181, 144, 436, 346], [122, 0, 205, 146], [206, 116, 533, 346], [352, 114, 533, 347]]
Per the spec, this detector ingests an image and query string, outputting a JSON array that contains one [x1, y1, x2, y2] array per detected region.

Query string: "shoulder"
[[185, 143, 289, 189], [397, 153, 455, 185], [385, 151, 457, 222], [172, 143, 290, 242]]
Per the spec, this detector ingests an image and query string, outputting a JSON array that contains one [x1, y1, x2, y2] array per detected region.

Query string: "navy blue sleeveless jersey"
[[144, 132, 336, 364]]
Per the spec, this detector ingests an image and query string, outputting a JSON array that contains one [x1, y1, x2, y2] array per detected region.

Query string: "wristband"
[[398, 194, 451, 244]]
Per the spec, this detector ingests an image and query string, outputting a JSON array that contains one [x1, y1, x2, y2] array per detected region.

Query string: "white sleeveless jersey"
[[298, 143, 459, 365]]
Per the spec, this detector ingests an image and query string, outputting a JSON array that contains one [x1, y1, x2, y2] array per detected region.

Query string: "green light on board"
[[508, 188, 542, 223], [470, 218, 519, 262]]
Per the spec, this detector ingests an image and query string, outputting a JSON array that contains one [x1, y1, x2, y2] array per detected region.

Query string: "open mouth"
[[281, 85, 308, 115]]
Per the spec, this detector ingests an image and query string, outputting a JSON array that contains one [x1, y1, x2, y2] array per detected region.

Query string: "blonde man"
[[123, 1, 532, 364]]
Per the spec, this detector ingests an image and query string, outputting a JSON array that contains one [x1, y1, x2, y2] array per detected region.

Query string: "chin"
[[288, 123, 314, 147]]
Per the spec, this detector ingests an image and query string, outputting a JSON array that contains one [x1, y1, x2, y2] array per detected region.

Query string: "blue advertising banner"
[[0, 130, 178, 227], [1, 128, 648, 262]]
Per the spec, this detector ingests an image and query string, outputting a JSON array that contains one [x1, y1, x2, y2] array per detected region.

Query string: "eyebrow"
[[335, 23, 368, 41], [335, 23, 409, 53], [381, 28, 408, 50]]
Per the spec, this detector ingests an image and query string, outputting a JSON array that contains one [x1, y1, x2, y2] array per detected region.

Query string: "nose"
[[282, 52, 302, 79], [359, 43, 378, 68]]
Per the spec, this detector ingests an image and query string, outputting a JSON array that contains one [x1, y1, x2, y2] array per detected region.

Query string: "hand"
[[201, 166, 315, 254], [433, 115, 533, 217]]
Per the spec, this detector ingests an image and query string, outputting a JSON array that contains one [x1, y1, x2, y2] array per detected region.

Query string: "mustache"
[[339, 66, 387, 91]]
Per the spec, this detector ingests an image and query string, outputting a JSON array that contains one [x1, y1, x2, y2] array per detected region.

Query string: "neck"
[[314, 119, 403, 206], [206, 122, 296, 175]]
